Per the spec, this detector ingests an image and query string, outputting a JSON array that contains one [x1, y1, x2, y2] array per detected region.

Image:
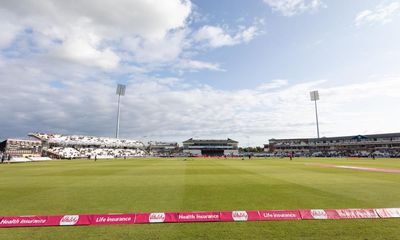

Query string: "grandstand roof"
[[28, 132, 145, 148], [183, 138, 238, 144], [3, 139, 41, 143]]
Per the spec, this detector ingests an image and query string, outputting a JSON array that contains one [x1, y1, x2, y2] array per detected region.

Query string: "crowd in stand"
[[46, 147, 146, 159], [274, 149, 400, 158]]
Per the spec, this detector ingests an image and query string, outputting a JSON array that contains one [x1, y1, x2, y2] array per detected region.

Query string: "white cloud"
[[0, 9, 23, 49], [123, 29, 189, 63], [355, 2, 400, 27], [257, 79, 289, 90], [263, 0, 325, 16], [0, 0, 261, 73], [0, 0, 192, 40], [1, 58, 399, 146], [0, 21, 20, 49], [53, 32, 120, 69], [0, 0, 193, 69], [178, 59, 223, 71], [194, 25, 259, 48]]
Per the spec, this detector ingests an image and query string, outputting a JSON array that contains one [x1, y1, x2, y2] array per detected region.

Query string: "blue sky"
[[186, 0, 400, 89], [0, 0, 400, 146]]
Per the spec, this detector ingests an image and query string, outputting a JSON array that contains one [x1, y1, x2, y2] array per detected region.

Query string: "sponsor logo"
[[336, 209, 357, 218], [0, 217, 47, 225], [95, 216, 132, 223], [20, 219, 47, 224], [60, 215, 79, 226], [178, 214, 195, 220], [232, 211, 248, 221], [0, 219, 20, 225], [149, 213, 165, 223], [178, 213, 219, 221], [311, 209, 328, 219], [336, 209, 378, 219], [261, 212, 298, 219]]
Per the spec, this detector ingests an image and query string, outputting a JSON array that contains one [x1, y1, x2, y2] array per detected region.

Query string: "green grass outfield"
[[1, 157, 400, 240]]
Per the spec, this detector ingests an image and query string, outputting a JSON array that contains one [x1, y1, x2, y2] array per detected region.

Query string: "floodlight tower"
[[115, 84, 126, 138], [310, 90, 320, 139]]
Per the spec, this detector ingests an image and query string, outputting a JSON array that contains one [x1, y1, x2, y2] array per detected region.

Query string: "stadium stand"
[[45, 147, 146, 159], [148, 141, 180, 156], [182, 138, 239, 156], [46, 147, 81, 159], [30, 133, 145, 148], [0, 139, 41, 158], [265, 133, 400, 158], [29, 133, 147, 159]]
